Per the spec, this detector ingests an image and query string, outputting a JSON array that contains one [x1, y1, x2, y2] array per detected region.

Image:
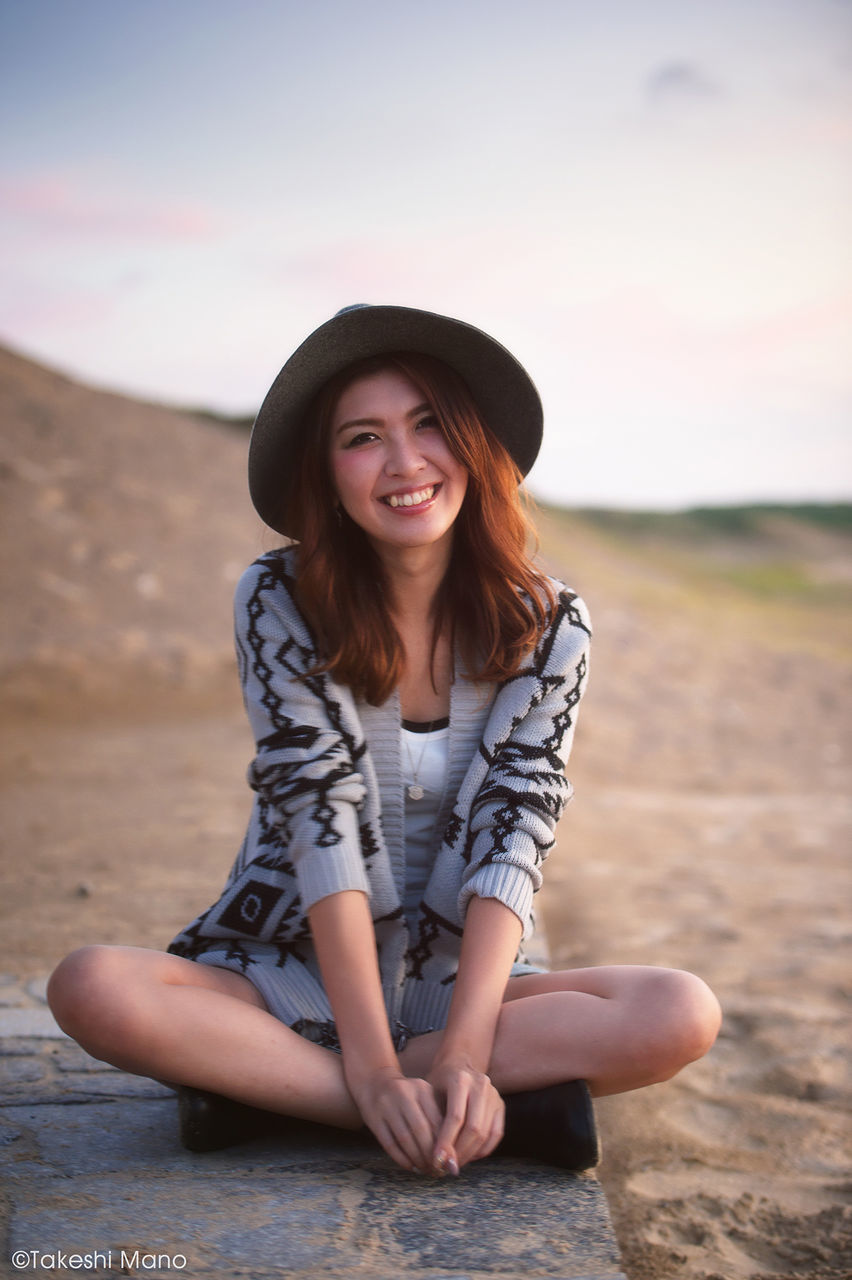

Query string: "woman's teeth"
[[386, 486, 435, 508]]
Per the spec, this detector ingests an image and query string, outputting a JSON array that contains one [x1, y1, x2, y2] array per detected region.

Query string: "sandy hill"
[[0, 344, 270, 711]]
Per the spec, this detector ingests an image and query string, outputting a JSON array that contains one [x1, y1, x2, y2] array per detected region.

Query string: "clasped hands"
[[349, 1060, 505, 1176]]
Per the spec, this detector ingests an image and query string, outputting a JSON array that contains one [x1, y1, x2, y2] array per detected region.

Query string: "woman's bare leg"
[[49, 950, 720, 1123], [400, 965, 721, 1097], [47, 945, 362, 1127]]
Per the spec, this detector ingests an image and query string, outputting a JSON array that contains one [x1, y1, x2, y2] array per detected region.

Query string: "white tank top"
[[401, 718, 450, 938]]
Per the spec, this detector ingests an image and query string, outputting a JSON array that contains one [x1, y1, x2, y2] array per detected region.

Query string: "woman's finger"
[[419, 1084, 444, 1134], [476, 1104, 506, 1162], [368, 1078, 443, 1174], [453, 1086, 498, 1167], [434, 1074, 470, 1153], [372, 1118, 420, 1173], [375, 1103, 434, 1173], [399, 1095, 442, 1172]]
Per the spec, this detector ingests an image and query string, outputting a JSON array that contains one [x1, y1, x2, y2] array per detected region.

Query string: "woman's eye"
[[344, 431, 377, 448], [416, 415, 440, 431]]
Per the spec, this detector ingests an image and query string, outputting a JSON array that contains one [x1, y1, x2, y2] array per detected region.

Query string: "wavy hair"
[[285, 352, 554, 705]]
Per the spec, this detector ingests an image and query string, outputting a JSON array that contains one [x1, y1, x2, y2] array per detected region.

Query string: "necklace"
[[402, 720, 436, 801]]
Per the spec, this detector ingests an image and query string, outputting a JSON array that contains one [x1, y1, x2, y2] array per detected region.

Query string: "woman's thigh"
[[502, 963, 670, 1004], [401, 963, 719, 1093], [503, 964, 721, 1047], [156, 950, 269, 1010], [48, 944, 269, 1019]]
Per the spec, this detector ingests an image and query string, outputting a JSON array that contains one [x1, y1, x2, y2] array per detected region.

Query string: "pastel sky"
[[1, 0, 850, 508]]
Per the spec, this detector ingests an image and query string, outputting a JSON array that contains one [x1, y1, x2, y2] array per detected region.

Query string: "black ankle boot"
[[177, 1086, 282, 1153], [499, 1079, 601, 1171]]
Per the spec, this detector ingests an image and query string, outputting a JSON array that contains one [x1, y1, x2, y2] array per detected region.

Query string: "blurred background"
[[1, 0, 849, 509], [1, 5, 850, 1279]]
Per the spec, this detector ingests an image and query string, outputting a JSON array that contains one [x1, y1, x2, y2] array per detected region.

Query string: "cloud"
[[645, 61, 723, 105], [0, 173, 223, 242]]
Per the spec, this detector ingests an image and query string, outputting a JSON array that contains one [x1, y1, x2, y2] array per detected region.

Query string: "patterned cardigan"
[[168, 547, 592, 1042]]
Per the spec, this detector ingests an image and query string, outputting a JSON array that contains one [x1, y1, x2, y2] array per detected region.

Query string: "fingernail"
[[447, 1157, 460, 1177]]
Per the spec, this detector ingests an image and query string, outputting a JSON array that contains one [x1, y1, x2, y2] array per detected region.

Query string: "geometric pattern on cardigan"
[[405, 903, 464, 983], [169, 547, 592, 1037]]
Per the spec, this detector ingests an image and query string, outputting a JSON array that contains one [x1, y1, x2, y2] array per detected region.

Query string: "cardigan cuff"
[[297, 846, 371, 912], [293, 804, 371, 912], [458, 862, 535, 936]]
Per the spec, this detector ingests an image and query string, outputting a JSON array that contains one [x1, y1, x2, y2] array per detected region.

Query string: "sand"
[[1, 345, 850, 1278]]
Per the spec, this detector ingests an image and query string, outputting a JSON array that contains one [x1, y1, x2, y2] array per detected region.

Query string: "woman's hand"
[[348, 1065, 444, 1174], [428, 1059, 505, 1174]]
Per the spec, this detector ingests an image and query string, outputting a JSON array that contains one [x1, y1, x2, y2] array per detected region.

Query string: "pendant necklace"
[[403, 721, 436, 801]]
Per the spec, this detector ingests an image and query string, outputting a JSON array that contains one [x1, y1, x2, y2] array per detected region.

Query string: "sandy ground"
[[3, 537, 850, 1280], [2, 347, 850, 1278]]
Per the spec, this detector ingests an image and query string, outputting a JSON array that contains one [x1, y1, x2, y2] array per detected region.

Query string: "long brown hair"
[[286, 352, 554, 704]]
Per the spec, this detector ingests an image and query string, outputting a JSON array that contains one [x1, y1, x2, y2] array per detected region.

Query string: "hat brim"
[[248, 304, 543, 535]]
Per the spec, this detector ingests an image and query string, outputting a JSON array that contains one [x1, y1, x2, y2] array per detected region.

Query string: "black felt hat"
[[248, 304, 543, 534]]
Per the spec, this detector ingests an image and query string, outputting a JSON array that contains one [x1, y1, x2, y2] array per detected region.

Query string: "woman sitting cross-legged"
[[48, 304, 721, 1177]]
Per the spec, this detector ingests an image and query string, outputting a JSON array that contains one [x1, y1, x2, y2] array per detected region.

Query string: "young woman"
[[48, 304, 721, 1178]]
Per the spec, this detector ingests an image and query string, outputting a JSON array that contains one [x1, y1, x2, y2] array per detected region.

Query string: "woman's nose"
[[386, 432, 425, 476]]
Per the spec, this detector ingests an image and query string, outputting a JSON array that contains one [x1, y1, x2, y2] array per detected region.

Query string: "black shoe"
[[177, 1086, 282, 1153], [498, 1079, 601, 1171]]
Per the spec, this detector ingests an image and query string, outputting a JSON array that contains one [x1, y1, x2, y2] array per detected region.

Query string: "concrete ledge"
[[0, 1006, 69, 1039], [5, 1100, 626, 1278], [1, 976, 627, 1279]]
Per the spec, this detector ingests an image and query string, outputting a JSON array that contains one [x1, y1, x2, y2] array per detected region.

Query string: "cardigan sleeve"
[[457, 588, 592, 931], [235, 554, 371, 911]]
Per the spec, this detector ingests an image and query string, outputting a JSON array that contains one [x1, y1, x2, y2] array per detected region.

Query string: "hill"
[[537, 500, 851, 621], [0, 344, 268, 713]]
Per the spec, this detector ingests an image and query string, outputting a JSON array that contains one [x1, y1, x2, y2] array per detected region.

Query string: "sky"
[[1, 0, 850, 510]]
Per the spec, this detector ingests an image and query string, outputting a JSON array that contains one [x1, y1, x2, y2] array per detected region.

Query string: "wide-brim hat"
[[248, 303, 543, 535]]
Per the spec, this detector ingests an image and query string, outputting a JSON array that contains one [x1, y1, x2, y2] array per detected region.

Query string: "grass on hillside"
[[537, 502, 852, 605], [567, 502, 852, 542], [533, 503, 851, 663]]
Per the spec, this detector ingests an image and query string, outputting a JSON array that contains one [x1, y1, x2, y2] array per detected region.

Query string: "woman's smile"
[[381, 482, 441, 509]]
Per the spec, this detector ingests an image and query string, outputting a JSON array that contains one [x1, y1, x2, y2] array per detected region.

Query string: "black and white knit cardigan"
[[168, 547, 591, 1042]]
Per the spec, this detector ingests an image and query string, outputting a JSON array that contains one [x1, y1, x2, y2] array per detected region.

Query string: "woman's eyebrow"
[[334, 403, 432, 435]]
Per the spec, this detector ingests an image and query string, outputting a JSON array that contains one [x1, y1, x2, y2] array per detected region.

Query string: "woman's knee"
[[49, 945, 109, 1023], [637, 967, 722, 1081], [47, 945, 145, 1057]]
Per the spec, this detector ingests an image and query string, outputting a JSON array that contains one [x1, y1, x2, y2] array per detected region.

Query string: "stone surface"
[[0, 982, 628, 1279], [0, 1007, 67, 1039]]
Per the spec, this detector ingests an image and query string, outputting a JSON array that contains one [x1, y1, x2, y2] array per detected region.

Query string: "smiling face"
[[328, 366, 469, 564]]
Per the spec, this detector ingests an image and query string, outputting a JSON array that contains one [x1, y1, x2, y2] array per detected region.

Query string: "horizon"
[[4, 330, 850, 518], [1, 0, 850, 510]]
